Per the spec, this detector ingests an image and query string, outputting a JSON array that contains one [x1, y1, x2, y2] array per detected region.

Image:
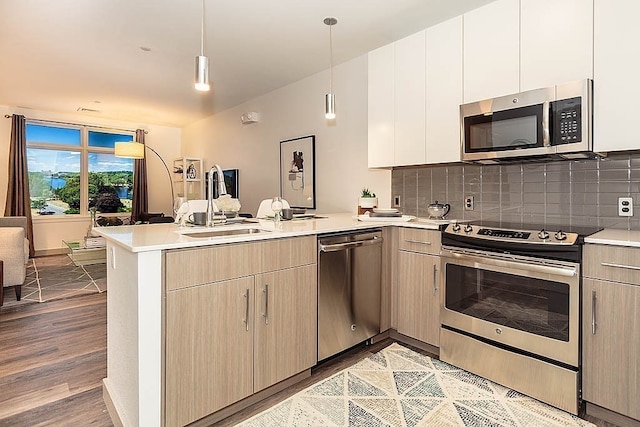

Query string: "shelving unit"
[[173, 157, 204, 200]]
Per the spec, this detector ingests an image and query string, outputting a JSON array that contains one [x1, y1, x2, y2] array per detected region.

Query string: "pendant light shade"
[[324, 17, 337, 119], [325, 93, 336, 119], [194, 0, 210, 92], [195, 55, 210, 91]]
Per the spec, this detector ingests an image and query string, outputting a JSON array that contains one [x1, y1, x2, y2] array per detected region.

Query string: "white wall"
[[0, 106, 181, 252], [182, 54, 391, 217]]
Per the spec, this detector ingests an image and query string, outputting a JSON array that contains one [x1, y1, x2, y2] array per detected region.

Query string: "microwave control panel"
[[552, 97, 582, 145]]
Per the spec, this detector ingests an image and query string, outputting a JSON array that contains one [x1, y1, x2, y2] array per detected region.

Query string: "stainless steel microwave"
[[460, 79, 593, 163]]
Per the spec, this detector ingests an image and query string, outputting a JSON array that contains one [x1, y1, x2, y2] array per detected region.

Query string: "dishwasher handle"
[[319, 236, 383, 253]]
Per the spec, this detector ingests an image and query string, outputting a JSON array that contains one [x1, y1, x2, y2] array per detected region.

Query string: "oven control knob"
[[464, 224, 473, 233], [538, 229, 549, 240], [452, 222, 461, 232], [555, 230, 567, 241]]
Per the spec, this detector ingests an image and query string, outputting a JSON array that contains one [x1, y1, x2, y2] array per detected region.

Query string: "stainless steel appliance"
[[318, 230, 382, 361], [440, 221, 600, 414], [461, 79, 594, 163]]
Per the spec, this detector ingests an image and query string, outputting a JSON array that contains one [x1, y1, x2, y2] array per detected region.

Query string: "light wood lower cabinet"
[[165, 276, 255, 427], [582, 277, 640, 421], [164, 237, 317, 427], [254, 265, 317, 392], [396, 250, 440, 346]]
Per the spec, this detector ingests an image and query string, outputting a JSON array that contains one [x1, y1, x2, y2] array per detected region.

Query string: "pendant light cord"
[[200, 0, 205, 56], [329, 23, 333, 93]]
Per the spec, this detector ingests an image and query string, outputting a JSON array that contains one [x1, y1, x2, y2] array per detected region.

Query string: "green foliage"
[[28, 172, 52, 198], [94, 192, 124, 213], [361, 188, 376, 198], [31, 198, 47, 211]]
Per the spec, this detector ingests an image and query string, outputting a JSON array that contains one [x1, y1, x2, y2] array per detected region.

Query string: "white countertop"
[[584, 229, 640, 248], [94, 213, 452, 252]]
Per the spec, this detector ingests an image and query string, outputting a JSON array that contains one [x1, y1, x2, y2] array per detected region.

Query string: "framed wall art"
[[280, 135, 316, 209]]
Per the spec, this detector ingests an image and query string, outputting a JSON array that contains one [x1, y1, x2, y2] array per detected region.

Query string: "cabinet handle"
[[591, 290, 597, 335], [243, 288, 250, 332], [432, 264, 438, 296], [263, 284, 269, 325], [405, 239, 431, 246], [600, 261, 640, 271]]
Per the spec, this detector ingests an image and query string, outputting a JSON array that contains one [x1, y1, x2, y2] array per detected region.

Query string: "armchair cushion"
[[0, 227, 28, 287]]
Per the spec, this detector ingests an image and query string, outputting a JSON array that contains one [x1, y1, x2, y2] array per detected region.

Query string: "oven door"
[[440, 246, 579, 367]]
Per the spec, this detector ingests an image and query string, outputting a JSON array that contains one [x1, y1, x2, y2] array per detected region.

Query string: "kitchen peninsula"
[[95, 213, 442, 426]]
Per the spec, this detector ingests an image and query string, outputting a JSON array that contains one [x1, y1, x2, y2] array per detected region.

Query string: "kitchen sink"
[[179, 227, 270, 238]]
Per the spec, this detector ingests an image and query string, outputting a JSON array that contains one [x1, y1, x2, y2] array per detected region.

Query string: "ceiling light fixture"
[[194, 0, 210, 91], [324, 17, 337, 120]]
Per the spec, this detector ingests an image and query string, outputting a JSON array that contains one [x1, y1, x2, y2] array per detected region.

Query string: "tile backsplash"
[[391, 153, 640, 230]]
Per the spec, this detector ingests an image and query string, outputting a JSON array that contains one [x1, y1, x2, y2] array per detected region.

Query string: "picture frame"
[[280, 135, 316, 209]]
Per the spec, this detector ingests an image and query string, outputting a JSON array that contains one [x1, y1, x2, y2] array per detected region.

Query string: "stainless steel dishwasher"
[[317, 229, 382, 361]]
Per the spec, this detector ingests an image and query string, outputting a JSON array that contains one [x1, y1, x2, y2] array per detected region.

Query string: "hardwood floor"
[[0, 293, 112, 426], [0, 293, 624, 426]]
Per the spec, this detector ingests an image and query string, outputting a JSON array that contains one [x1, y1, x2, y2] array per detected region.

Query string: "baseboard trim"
[[586, 402, 640, 427], [390, 330, 440, 356], [34, 248, 67, 257], [102, 379, 125, 427]]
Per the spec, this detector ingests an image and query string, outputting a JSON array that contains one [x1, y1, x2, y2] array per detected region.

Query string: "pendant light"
[[194, 0, 210, 91], [324, 17, 337, 119]]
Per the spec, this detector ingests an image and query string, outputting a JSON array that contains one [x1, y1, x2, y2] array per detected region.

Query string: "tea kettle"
[[427, 200, 450, 219]]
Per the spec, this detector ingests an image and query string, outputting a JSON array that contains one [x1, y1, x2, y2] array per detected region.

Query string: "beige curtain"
[[4, 114, 35, 257], [130, 129, 148, 223]]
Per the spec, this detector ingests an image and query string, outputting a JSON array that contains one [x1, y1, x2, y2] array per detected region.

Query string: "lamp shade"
[[114, 141, 145, 159]]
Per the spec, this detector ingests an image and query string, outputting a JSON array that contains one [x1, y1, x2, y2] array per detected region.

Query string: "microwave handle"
[[542, 101, 551, 147]]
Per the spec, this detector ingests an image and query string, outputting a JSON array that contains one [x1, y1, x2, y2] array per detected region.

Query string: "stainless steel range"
[[439, 221, 600, 415]]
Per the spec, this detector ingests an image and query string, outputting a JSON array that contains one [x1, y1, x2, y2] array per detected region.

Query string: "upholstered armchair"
[[0, 216, 30, 305]]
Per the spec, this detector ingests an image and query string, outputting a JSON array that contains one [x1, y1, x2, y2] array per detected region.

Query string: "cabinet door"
[[394, 31, 426, 166], [254, 265, 317, 392], [368, 44, 395, 168], [594, 0, 640, 152], [396, 251, 440, 346], [520, 0, 593, 91], [583, 278, 640, 420], [426, 16, 463, 164], [463, 0, 520, 103], [165, 277, 254, 427]]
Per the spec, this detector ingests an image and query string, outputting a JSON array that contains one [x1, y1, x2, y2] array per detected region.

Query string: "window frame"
[[26, 120, 135, 218]]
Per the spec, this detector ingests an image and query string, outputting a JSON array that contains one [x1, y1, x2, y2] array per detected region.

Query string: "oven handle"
[[441, 247, 578, 278]]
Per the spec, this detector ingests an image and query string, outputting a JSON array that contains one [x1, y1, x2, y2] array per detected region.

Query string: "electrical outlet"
[[464, 196, 474, 211], [618, 197, 633, 217], [393, 195, 401, 207]]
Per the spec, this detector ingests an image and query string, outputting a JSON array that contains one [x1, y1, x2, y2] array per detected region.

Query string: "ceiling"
[[0, 0, 494, 128]]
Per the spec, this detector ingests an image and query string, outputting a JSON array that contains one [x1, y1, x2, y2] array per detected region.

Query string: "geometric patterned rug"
[[237, 343, 594, 427], [2, 255, 106, 307]]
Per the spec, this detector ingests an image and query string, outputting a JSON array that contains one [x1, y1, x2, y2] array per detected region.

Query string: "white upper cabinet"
[[368, 44, 395, 168], [520, 0, 593, 91], [464, 0, 593, 103], [425, 16, 463, 164], [394, 31, 426, 166], [463, 0, 520, 103], [593, 0, 640, 152]]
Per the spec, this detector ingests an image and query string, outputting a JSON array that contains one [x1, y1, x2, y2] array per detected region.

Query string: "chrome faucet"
[[207, 164, 227, 227]]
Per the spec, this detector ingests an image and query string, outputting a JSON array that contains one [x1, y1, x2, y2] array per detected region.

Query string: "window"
[[26, 123, 135, 216]]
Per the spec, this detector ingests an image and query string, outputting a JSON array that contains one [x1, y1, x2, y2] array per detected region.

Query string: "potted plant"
[[358, 188, 378, 213]]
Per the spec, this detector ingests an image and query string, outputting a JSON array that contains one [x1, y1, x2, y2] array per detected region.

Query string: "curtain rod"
[[3, 114, 148, 134]]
